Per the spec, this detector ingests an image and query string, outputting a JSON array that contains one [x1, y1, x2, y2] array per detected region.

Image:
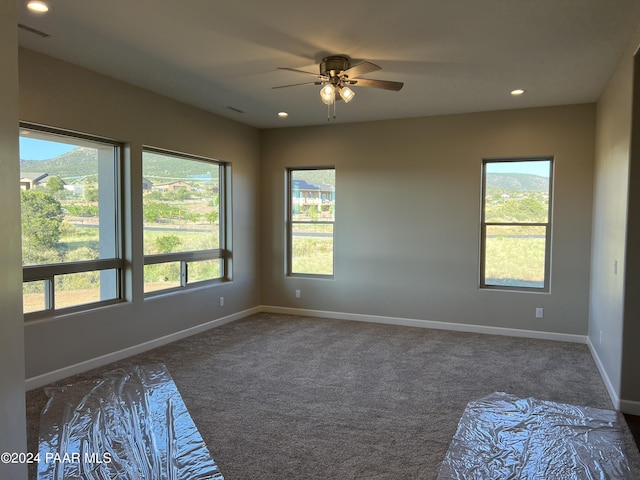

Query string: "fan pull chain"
[[325, 97, 338, 122]]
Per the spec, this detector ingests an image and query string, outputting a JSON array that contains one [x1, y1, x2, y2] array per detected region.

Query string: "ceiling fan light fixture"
[[339, 86, 355, 103], [276, 55, 403, 120], [320, 84, 336, 105], [27, 0, 49, 13]]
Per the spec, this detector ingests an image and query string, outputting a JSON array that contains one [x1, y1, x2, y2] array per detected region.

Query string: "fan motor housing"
[[320, 56, 351, 76]]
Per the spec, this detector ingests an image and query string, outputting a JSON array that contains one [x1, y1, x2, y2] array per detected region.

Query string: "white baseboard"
[[620, 399, 640, 416], [587, 339, 640, 414], [261, 305, 588, 344], [25, 306, 261, 391], [586, 336, 622, 410]]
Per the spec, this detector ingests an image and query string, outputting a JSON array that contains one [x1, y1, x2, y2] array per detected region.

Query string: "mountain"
[[293, 169, 335, 187], [20, 148, 219, 182], [486, 173, 548, 191], [142, 151, 219, 182], [20, 147, 98, 177]]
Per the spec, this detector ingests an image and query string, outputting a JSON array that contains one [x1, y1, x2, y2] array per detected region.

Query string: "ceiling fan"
[[273, 55, 404, 120]]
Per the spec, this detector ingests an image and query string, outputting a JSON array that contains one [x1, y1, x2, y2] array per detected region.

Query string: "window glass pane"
[[142, 151, 220, 255], [144, 262, 181, 293], [20, 126, 122, 317], [54, 270, 119, 309], [484, 225, 546, 288], [23, 281, 46, 313], [187, 259, 222, 283], [20, 130, 118, 266], [484, 160, 550, 223], [292, 223, 334, 275], [289, 168, 335, 276]]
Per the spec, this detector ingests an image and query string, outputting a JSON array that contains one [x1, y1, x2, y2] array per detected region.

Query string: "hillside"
[[20, 148, 219, 182], [486, 173, 548, 191], [142, 151, 219, 182], [20, 147, 98, 177], [294, 169, 335, 187]]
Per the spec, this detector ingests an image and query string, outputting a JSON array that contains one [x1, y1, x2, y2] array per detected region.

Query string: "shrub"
[[155, 235, 181, 254]]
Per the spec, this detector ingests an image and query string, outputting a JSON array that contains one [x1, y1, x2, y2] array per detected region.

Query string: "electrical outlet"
[[614, 260, 618, 275], [295, 289, 301, 299], [599, 330, 603, 346], [535, 307, 544, 319], [219, 296, 224, 307]]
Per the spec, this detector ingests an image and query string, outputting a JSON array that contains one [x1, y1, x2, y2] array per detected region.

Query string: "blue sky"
[[19, 137, 76, 160], [486, 160, 551, 177]]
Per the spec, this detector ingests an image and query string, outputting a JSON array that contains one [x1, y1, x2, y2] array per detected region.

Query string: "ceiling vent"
[[18, 23, 50, 38]]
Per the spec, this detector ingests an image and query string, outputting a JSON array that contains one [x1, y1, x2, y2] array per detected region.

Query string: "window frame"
[[286, 167, 336, 278], [20, 122, 125, 320], [479, 157, 554, 292], [142, 147, 231, 296]]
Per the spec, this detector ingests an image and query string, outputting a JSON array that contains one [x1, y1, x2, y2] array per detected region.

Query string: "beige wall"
[[261, 104, 595, 335], [622, 45, 640, 409], [0, 4, 27, 479], [590, 23, 640, 413], [19, 49, 262, 379]]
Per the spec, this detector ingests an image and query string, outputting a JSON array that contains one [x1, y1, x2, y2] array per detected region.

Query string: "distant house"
[[142, 177, 153, 191], [64, 185, 83, 195], [19, 172, 64, 190], [291, 179, 335, 209], [152, 181, 191, 192], [20, 172, 49, 190]]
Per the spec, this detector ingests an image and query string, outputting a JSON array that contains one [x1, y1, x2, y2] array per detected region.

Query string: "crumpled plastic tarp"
[[438, 392, 633, 479], [38, 363, 223, 480]]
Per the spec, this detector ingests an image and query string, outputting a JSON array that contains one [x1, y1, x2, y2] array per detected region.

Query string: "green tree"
[[155, 235, 181, 254], [308, 204, 319, 222], [501, 197, 546, 222], [59, 220, 77, 238], [145, 202, 171, 223], [46, 176, 64, 192], [175, 187, 190, 201], [84, 186, 99, 202], [206, 210, 218, 224], [21, 190, 64, 252]]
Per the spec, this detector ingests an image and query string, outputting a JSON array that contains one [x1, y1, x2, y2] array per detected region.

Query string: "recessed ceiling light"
[[27, 1, 49, 13], [278, 112, 288, 118], [511, 89, 526, 96]]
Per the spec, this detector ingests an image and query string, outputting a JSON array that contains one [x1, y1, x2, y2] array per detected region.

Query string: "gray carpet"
[[26, 312, 640, 479]]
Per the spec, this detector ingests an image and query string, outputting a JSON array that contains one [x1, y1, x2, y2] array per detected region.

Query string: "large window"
[[20, 124, 123, 318], [480, 158, 553, 291], [287, 168, 335, 276], [142, 148, 229, 294]]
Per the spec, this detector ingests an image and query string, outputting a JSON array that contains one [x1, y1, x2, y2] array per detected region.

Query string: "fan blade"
[[342, 61, 381, 78], [277, 67, 323, 77], [349, 78, 404, 91], [272, 81, 322, 89]]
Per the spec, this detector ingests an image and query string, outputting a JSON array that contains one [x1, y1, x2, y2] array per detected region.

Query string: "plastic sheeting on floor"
[[38, 363, 223, 480], [438, 392, 633, 479]]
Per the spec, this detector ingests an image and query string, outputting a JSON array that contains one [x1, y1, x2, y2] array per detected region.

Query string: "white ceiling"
[[16, 0, 640, 129]]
